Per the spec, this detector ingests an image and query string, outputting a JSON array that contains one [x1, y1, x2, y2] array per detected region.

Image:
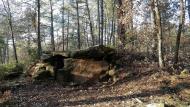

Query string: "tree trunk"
[[150, 0, 157, 54], [84, 19, 89, 47], [100, 0, 104, 45], [66, 10, 70, 51], [129, 0, 133, 32], [174, 0, 185, 64], [85, 0, 95, 46], [129, 0, 134, 48], [110, 0, 116, 46], [50, 0, 55, 51], [104, 16, 107, 45], [154, 0, 164, 68], [0, 49, 3, 64], [117, 0, 127, 47], [37, 0, 42, 59], [62, 0, 65, 51], [97, 0, 101, 44], [76, 0, 81, 49], [5, 0, 18, 63], [187, 0, 190, 20], [113, 21, 116, 46], [107, 21, 110, 46], [6, 37, 9, 63], [2, 49, 5, 64], [27, 27, 31, 49]]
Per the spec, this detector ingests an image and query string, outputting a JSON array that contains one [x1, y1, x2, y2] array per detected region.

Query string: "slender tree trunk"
[[100, 0, 104, 45], [154, 0, 164, 68], [31, 7, 37, 35], [83, 19, 87, 48], [187, 0, 190, 20], [62, 0, 65, 51], [27, 26, 31, 48], [150, 0, 157, 54], [113, 18, 116, 46], [104, 17, 107, 45], [3, 47, 6, 64], [76, 0, 81, 49], [117, 0, 127, 47], [0, 49, 3, 64], [129, 0, 134, 48], [111, 0, 116, 46], [4, 0, 18, 63], [129, 0, 133, 32], [86, 20, 89, 47], [50, 0, 55, 51], [66, 10, 70, 51], [104, 3, 109, 45], [107, 21, 111, 45], [85, 0, 95, 46], [83, 21, 86, 47], [56, 30, 60, 50], [6, 37, 9, 63], [37, 0, 42, 59], [174, 0, 185, 64], [97, 0, 101, 44]]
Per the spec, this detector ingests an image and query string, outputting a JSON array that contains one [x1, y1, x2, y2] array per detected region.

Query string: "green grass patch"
[[0, 63, 24, 80]]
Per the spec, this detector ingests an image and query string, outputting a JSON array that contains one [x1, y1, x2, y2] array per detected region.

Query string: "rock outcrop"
[[27, 45, 116, 84], [64, 58, 110, 84]]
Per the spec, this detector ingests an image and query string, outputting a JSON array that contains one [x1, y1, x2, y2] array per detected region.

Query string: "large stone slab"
[[63, 58, 110, 84], [27, 45, 116, 82]]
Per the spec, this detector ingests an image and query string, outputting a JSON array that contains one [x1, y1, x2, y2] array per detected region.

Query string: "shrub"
[[0, 63, 24, 80], [28, 48, 38, 62]]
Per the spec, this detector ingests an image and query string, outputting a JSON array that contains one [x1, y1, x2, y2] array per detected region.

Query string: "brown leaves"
[[0, 90, 12, 104]]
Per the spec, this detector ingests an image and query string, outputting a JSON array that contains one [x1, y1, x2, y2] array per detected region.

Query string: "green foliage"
[[0, 63, 24, 80], [28, 48, 38, 62]]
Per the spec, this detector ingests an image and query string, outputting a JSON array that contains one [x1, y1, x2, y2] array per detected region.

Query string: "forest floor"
[[0, 61, 190, 107], [1, 49, 190, 107]]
